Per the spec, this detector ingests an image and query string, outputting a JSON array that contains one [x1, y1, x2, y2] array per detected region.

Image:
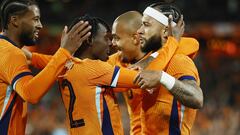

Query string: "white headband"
[[143, 7, 176, 27]]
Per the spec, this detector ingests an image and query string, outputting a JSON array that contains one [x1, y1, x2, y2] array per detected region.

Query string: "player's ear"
[[86, 37, 93, 46], [132, 34, 140, 46], [9, 15, 19, 27], [163, 26, 169, 37]]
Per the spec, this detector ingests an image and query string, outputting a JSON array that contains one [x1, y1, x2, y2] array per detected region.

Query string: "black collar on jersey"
[[0, 34, 17, 47]]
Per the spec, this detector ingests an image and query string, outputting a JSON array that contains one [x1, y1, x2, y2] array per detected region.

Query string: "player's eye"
[[143, 22, 150, 27], [33, 17, 40, 22]]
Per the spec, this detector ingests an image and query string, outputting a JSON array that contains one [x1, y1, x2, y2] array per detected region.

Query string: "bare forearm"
[[170, 80, 203, 109], [134, 70, 204, 109]]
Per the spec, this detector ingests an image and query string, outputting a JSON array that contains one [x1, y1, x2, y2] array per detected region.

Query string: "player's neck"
[[76, 50, 95, 60], [2, 31, 23, 48], [130, 50, 146, 64], [135, 51, 146, 61]]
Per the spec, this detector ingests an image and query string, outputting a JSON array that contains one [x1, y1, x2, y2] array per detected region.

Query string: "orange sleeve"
[[116, 67, 139, 88], [14, 48, 71, 104], [31, 53, 52, 69], [2, 48, 31, 85], [166, 54, 200, 85], [176, 37, 199, 59], [147, 36, 178, 70], [88, 60, 138, 88]]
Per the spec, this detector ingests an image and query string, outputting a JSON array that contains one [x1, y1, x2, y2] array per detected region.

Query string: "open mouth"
[[163, 36, 168, 41], [139, 37, 145, 46], [34, 31, 39, 39]]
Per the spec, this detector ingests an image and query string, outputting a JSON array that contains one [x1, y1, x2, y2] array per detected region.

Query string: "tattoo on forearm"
[[170, 80, 203, 109]]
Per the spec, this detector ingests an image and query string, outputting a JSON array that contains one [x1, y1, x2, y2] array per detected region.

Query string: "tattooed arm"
[[134, 53, 204, 109], [171, 79, 203, 109], [134, 70, 203, 109]]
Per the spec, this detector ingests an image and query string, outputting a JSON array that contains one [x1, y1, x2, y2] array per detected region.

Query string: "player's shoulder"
[[169, 54, 195, 67], [83, 58, 113, 68], [109, 51, 121, 59], [0, 39, 26, 60], [108, 51, 121, 65], [180, 37, 199, 46]]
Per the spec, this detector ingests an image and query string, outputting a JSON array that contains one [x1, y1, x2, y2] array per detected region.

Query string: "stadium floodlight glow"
[[143, 7, 176, 27]]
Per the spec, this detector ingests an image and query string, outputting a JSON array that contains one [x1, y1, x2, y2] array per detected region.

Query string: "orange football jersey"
[[141, 37, 200, 135], [107, 36, 180, 135], [0, 34, 71, 135], [31, 54, 139, 135]]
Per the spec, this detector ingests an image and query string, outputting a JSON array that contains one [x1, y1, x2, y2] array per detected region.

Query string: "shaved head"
[[113, 11, 142, 35], [112, 11, 145, 63]]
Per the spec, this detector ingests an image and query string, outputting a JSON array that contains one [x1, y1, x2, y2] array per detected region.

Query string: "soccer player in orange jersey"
[[109, 11, 145, 135], [133, 3, 204, 135], [0, 0, 91, 134], [109, 9, 200, 134], [110, 11, 179, 135], [24, 15, 144, 135]]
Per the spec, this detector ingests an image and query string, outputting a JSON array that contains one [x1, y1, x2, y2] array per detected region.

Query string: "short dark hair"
[[0, 0, 37, 30], [68, 15, 110, 57], [150, 2, 181, 23]]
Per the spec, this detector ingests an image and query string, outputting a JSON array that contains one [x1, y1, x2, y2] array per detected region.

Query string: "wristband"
[[160, 71, 176, 90]]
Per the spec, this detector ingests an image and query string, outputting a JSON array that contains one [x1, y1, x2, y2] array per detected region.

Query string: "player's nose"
[[137, 25, 144, 35]]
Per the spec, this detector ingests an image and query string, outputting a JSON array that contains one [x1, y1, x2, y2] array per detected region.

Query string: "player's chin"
[[24, 39, 36, 46], [100, 54, 109, 61]]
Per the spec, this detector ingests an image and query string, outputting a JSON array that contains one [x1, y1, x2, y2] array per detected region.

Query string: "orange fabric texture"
[[141, 37, 200, 135], [31, 54, 139, 135], [0, 35, 71, 135], [107, 36, 180, 135]]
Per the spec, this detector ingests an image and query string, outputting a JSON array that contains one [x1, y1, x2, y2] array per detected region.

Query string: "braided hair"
[[68, 15, 110, 57], [149, 2, 181, 23], [0, 0, 37, 30]]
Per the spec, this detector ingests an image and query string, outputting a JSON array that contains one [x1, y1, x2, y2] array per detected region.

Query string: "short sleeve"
[[88, 60, 138, 88], [166, 54, 200, 85], [2, 49, 32, 88]]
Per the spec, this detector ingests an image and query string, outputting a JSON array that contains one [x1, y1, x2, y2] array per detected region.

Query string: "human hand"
[[60, 21, 91, 54]]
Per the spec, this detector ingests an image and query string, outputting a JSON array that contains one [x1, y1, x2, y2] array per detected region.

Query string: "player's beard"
[[141, 36, 162, 53], [19, 30, 36, 46]]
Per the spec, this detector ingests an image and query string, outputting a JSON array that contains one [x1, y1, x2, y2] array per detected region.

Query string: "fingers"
[[78, 25, 92, 38], [141, 84, 147, 89], [133, 72, 141, 84], [168, 15, 173, 36], [138, 79, 145, 87], [128, 66, 142, 71], [179, 15, 185, 36], [72, 22, 90, 38], [177, 15, 184, 27], [61, 26, 68, 38], [68, 21, 84, 34], [134, 72, 148, 89], [69, 21, 92, 43], [79, 32, 91, 42]]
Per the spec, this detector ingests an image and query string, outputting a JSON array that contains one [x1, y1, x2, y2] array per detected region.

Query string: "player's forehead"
[[25, 5, 40, 18], [97, 23, 107, 36], [112, 21, 128, 38], [142, 14, 159, 25], [94, 23, 109, 41], [111, 21, 118, 34]]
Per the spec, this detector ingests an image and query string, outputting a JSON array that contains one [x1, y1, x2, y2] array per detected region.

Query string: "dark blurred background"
[[2, 0, 240, 135]]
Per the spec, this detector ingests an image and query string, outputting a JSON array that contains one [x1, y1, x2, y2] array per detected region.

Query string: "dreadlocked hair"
[[0, 0, 37, 30], [149, 2, 181, 23], [67, 15, 110, 57]]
